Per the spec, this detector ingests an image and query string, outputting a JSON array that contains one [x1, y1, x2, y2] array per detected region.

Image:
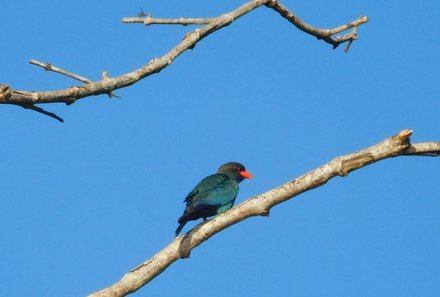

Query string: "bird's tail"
[[175, 221, 186, 236], [175, 213, 188, 236]]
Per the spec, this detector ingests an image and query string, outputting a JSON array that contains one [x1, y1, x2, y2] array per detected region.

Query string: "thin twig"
[[29, 59, 120, 99], [29, 59, 93, 84], [122, 16, 215, 26], [21, 104, 64, 122], [326, 16, 368, 36], [343, 26, 358, 52]]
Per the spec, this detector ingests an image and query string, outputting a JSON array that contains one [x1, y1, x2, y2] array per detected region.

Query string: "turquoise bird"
[[175, 162, 252, 236]]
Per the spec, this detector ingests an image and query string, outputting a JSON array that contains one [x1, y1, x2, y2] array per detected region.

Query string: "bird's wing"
[[184, 173, 236, 207]]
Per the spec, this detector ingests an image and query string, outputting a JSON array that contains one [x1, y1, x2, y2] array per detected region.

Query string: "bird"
[[175, 162, 252, 236]]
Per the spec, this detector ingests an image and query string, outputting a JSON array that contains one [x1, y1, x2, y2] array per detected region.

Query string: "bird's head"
[[217, 162, 253, 182]]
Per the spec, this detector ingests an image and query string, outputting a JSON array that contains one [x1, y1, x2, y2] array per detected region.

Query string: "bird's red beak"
[[239, 170, 253, 179]]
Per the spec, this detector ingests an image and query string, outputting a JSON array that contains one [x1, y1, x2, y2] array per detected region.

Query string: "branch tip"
[[399, 129, 413, 138], [0, 84, 12, 102]]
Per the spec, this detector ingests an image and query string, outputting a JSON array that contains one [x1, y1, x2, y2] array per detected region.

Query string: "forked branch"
[[1, 0, 368, 121], [87, 130, 439, 297]]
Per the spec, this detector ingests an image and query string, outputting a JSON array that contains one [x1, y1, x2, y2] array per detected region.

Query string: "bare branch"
[[87, 130, 440, 297], [1, 0, 368, 111], [0, 85, 64, 121], [404, 142, 440, 156], [29, 59, 121, 101], [266, 0, 368, 49], [343, 26, 358, 52], [29, 59, 93, 84], [122, 16, 214, 26], [2, 0, 268, 107]]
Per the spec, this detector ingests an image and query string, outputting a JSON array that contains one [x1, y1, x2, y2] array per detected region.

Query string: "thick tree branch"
[[1, 0, 368, 119], [87, 130, 440, 297], [0, 85, 64, 121]]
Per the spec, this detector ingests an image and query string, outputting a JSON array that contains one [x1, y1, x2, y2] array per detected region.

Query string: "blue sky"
[[1, 1, 439, 296]]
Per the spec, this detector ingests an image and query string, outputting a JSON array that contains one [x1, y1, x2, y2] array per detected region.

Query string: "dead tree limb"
[[1, 0, 368, 121]]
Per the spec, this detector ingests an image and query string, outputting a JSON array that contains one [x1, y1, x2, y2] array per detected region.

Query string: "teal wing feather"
[[184, 173, 239, 212]]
